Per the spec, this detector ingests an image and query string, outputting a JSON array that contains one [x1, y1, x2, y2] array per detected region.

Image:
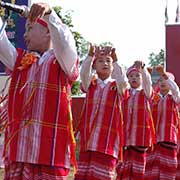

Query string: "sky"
[[31, 0, 179, 67]]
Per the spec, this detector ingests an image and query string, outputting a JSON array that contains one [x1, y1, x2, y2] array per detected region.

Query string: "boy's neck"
[[98, 74, 111, 81], [130, 85, 141, 90], [160, 89, 169, 96]]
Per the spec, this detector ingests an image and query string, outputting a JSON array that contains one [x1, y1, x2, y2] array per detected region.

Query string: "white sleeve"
[[112, 62, 128, 95], [43, 10, 78, 78], [80, 56, 94, 92], [166, 78, 180, 104], [141, 68, 153, 98], [0, 18, 17, 71]]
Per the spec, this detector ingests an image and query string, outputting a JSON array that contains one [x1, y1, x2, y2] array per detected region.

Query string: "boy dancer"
[[75, 44, 127, 180], [116, 61, 155, 180], [151, 65, 180, 180]]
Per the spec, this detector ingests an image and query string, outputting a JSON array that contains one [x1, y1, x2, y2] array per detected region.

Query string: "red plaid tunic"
[[5, 48, 78, 168], [123, 89, 155, 147], [80, 79, 123, 158], [152, 93, 179, 144]]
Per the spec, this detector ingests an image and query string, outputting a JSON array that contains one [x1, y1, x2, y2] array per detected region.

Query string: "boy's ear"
[[45, 31, 50, 38]]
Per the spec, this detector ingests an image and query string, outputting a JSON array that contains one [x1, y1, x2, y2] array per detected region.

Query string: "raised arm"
[[156, 65, 180, 104], [0, 18, 17, 71], [134, 61, 153, 98], [80, 44, 95, 92], [141, 68, 153, 98], [43, 8, 78, 80], [28, 3, 78, 80], [111, 48, 128, 95], [167, 78, 180, 104]]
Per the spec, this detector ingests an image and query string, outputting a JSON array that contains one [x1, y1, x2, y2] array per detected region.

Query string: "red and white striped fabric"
[[116, 146, 147, 180], [5, 48, 79, 168], [176, 146, 180, 179], [0, 96, 8, 130], [150, 143, 177, 180], [4, 158, 69, 180], [122, 89, 155, 147], [79, 79, 123, 159], [75, 151, 117, 180], [144, 147, 155, 180]]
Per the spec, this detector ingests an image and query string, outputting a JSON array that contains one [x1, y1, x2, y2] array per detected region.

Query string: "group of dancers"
[[0, 2, 179, 179], [74, 44, 180, 180]]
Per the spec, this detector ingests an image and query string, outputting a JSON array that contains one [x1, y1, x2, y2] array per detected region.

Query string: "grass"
[[0, 167, 75, 180], [0, 169, 4, 179], [0, 166, 117, 179], [68, 168, 76, 179]]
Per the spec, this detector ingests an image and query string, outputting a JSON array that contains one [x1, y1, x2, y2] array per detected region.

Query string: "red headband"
[[126, 66, 140, 76], [36, 18, 48, 28]]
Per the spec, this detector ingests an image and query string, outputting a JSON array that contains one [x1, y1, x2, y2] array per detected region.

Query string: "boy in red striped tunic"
[[150, 65, 180, 180], [74, 44, 127, 180], [0, 2, 79, 180], [116, 61, 155, 180]]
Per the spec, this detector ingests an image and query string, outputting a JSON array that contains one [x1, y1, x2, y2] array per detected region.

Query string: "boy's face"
[[158, 77, 169, 94], [128, 70, 142, 89], [93, 56, 113, 80], [24, 21, 49, 53]]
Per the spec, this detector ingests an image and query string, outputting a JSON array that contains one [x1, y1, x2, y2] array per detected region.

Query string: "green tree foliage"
[[148, 49, 165, 67], [147, 49, 165, 84], [71, 81, 82, 95], [99, 42, 113, 47]]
